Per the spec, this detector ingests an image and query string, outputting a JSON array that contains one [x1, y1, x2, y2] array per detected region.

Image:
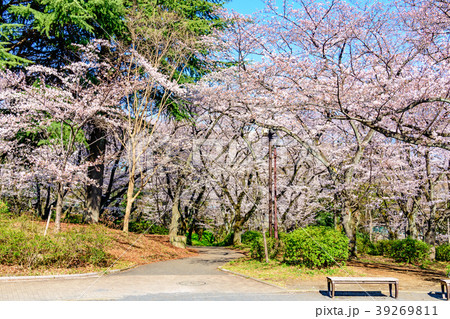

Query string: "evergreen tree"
[[1, 0, 227, 224]]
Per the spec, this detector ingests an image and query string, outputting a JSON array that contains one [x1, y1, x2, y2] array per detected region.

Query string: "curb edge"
[[0, 265, 137, 282], [218, 266, 287, 291]]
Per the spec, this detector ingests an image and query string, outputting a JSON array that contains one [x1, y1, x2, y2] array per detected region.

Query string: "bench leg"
[[441, 283, 446, 300], [332, 283, 335, 298], [328, 280, 331, 298], [389, 284, 392, 298], [446, 284, 449, 301], [395, 283, 398, 299]]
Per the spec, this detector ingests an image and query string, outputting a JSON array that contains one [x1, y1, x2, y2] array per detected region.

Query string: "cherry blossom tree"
[[0, 41, 126, 232], [191, 0, 449, 255]]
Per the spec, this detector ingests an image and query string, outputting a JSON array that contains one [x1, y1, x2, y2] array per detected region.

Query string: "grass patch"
[[0, 215, 112, 270], [223, 258, 354, 288], [0, 214, 197, 277], [358, 253, 450, 274]]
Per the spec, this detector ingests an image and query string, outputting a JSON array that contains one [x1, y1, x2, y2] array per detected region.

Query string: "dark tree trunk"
[[42, 185, 52, 220], [85, 125, 106, 223], [101, 143, 125, 215], [35, 180, 42, 218], [424, 218, 436, 246], [187, 219, 194, 246]]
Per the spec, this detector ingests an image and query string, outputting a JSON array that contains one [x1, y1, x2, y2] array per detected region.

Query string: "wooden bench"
[[440, 279, 450, 301], [327, 277, 399, 299]]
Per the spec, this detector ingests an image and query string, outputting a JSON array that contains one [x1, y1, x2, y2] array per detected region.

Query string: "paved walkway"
[[0, 246, 447, 301], [0, 247, 284, 300]]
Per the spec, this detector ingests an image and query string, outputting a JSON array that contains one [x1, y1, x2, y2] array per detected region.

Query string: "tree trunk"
[[262, 228, 269, 263], [424, 217, 436, 246], [447, 218, 450, 244], [169, 192, 185, 248], [101, 143, 124, 216], [85, 126, 106, 223], [123, 178, 135, 233], [233, 229, 242, 246], [388, 229, 398, 240], [424, 150, 437, 252], [342, 208, 357, 258], [268, 131, 273, 237], [54, 183, 64, 233], [232, 220, 243, 246], [425, 212, 437, 260], [35, 180, 42, 218], [406, 208, 418, 239], [186, 221, 194, 246], [368, 210, 373, 242], [42, 185, 52, 220]]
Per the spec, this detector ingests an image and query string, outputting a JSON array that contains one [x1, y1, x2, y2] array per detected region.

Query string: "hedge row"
[[248, 226, 348, 268], [243, 227, 448, 268]]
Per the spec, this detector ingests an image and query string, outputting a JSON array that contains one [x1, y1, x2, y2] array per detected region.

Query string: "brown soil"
[[0, 221, 198, 277]]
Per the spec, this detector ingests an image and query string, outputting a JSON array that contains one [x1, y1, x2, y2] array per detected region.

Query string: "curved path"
[[0, 247, 300, 301], [0, 247, 441, 301]]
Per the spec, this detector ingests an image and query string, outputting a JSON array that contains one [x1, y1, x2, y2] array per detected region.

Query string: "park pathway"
[[0, 246, 443, 301], [0, 246, 294, 301]]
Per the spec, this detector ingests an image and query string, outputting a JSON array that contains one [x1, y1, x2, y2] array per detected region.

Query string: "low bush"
[[0, 200, 11, 217], [369, 240, 393, 256], [241, 230, 262, 245], [388, 238, 430, 264], [0, 218, 111, 269], [128, 220, 168, 235], [356, 232, 377, 255], [64, 213, 83, 224], [283, 226, 349, 268], [436, 244, 450, 262], [250, 237, 284, 261], [190, 231, 215, 246], [216, 232, 234, 246]]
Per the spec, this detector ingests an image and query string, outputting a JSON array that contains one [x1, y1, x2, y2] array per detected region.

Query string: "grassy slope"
[[0, 218, 197, 277]]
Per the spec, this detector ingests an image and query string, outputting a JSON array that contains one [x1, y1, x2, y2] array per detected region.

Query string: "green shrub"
[[250, 237, 284, 261], [128, 220, 168, 234], [0, 200, 11, 217], [0, 219, 111, 268], [216, 232, 234, 246], [190, 231, 215, 246], [315, 211, 334, 227], [356, 232, 376, 255], [368, 240, 393, 256], [388, 238, 430, 264], [64, 213, 83, 224], [436, 244, 450, 262], [283, 226, 349, 268], [242, 230, 262, 245]]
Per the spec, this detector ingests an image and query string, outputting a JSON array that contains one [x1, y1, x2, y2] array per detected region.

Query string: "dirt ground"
[[283, 258, 449, 292]]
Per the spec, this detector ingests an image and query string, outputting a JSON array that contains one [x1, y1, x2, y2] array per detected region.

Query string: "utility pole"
[[273, 142, 279, 240], [268, 130, 273, 237]]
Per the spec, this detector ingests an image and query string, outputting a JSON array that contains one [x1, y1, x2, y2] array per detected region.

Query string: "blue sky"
[[223, 0, 383, 14], [224, 0, 267, 14]]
